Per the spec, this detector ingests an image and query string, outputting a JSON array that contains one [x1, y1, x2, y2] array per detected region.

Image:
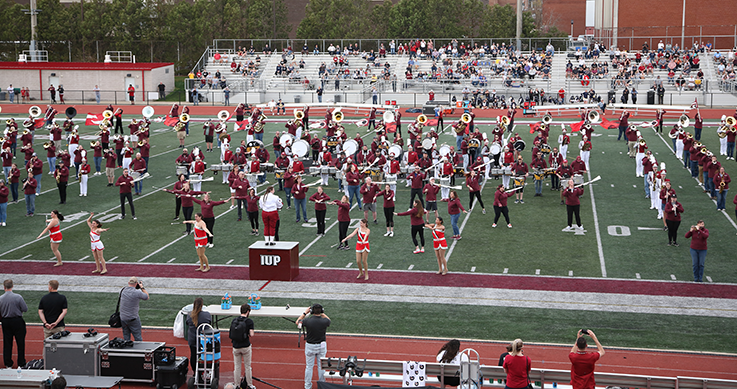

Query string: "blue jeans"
[[318, 95, 322, 103], [694, 126, 702, 141], [456, 135, 463, 151], [25, 194, 35, 215], [690, 160, 699, 178], [347, 185, 362, 209], [644, 175, 650, 198], [451, 213, 460, 236], [121, 317, 143, 341], [728, 142, 735, 158], [534, 179, 542, 195], [295, 198, 307, 221], [671, 138, 677, 150], [134, 181, 142, 194], [716, 189, 728, 210], [304, 342, 327, 389], [34, 174, 42, 195], [683, 150, 690, 167], [284, 188, 292, 207], [8, 92, 14, 103], [254, 133, 263, 143], [94, 156, 102, 173], [95, 92, 101, 104], [0, 202, 6, 224], [3, 166, 10, 180], [690, 248, 707, 282], [617, 125, 626, 140], [48, 157, 56, 174], [703, 171, 710, 191]]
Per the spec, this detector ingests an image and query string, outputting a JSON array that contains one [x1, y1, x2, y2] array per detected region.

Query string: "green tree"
[[297, 0, 372, 39]]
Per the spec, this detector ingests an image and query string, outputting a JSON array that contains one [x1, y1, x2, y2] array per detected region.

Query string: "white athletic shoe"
[[384, 231, 390, 236], [576, 225, 584, 231], [208, 243, 214, 248], [562, 226, 573, 232], [1, 222, 5, 226], [492, 223, 497, 228], [389, 231, 394, 237], [507, 224, 513, 228]]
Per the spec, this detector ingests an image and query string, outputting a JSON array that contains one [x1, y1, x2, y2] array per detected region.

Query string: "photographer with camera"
[[297, 304, 330, 389], [120, 277, 149, 341], [569, 329, 605, 389]]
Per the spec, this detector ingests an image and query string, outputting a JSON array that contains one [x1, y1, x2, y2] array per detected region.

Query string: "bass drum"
[[343, 139, 358, 156], [292, 139, 310, 158], [490, 143, 501, 155], [389, 144, 403, 159], [421, 138, 435, 150], [513, 139, 526, 151], [439, 144, 450, 157], [280, 133, 295, 148]]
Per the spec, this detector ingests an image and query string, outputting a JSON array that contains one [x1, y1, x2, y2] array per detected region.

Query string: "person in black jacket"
[[230, 304, 255, 388]]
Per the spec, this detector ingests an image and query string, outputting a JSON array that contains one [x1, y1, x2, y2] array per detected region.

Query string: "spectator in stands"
[[120, 276, 149, 341], [38, 280, 68, 339], [569, 330, 605, 389], [503, 338, 530, 389], [223, 86, 230, 106], [297, 304, 330, 389]]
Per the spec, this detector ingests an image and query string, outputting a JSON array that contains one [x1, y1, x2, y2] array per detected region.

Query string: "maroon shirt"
[[423, 183, 440, 201], [23, 177, 37, 195], [441, 197, 465, 215], [563, 187, 584, 206], [664, 201, 684, 222], [105, 153, 116, 168], [360, 183, 380, 204], [494, 190, 512, 207], [685, 227, 709, 250], [168, 189, 205, 207], [0, 185, 8, 203], [46, 144, 56, 159], [131, 158, 146, 173], [56, 166, 69, 183], [336, 201, 351, 222], [291, 182, 309, 200], [397, 208, 426, 225], [246, 195, 260, 211], [231, 178, 250, 198], [116, 175, 134, 193], [192, 198, 228, 218], [375, 189, 395, 208], [466, 175, 481, 192], [309, 192, 331, 211], [345, 171, 362, 187], [408, 171, 425, 189], [713, 173, 731, 190]]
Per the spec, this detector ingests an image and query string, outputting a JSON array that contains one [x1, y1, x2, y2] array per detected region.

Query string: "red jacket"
[[494, 190, 512, 207], [192, 198, 227, 218], [685, 227, 709, 250], [309, 192, 331, 211], [360, 183, 379, 204], [563, 187, 584, 206], [375, 189, 395, 208], [397, 208, 426, 225]]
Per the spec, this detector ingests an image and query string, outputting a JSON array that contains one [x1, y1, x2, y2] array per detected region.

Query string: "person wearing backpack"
[[230, 304, 255, 389]]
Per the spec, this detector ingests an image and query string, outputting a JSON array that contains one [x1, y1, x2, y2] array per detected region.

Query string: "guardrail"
[[319, 357, 737, 389]]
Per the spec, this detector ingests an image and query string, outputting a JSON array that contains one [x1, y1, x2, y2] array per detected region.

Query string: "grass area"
[[2, 116, 736, 282], [15, 290, 737, 353]]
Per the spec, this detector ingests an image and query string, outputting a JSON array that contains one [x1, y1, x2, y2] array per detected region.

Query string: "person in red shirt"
[[292, 175, 309, 222], [231, 171, 250, 221], [342, 218, 371, 280], [664, 194, 684, 246], [374, 184, 395, 237], [193, 193, 230, 248], [713, 166, 731, 211], [562, 179, 584, 231], [685, 220, 709, 282], [332, 195, 352, 250], [395, 200, 427, 254], [79, 158, 91, 197], [503, 339, 531, 389], [127, 84, 135, 105], [309, 186, 331, 236], [407, 165, 425, 210], [360, 177, 380, 223], [104, 149, 117, 186], [36, 209, 65, 267], [115, 168, 136, 220], [569, 330, 605, 389], [245, 187, 260, 235], [423, 178, 440, 221], [493, 184, 513, 228]]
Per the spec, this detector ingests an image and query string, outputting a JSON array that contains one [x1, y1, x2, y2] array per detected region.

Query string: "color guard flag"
[[85, 113, 105, 126], [163, 115, 179, 127], [570, 120, 585, 132], [385, 122, 397, 133], [599, 117, 619, 129], [355, 119, 369, 127], [309, 121, 326, 129], [529, 122, 542, 133], [425, 118, 438, 127]]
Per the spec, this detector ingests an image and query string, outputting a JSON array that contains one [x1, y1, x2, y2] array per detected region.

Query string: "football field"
[[2, 113, 736, 283]]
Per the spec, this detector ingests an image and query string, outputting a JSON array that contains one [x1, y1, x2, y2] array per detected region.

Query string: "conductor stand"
[[248, 241, 299, 281]]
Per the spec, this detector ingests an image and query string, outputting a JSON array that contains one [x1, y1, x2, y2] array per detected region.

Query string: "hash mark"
[[346, 262, 352, 268], [636, 273, 641, 279], [535, 269, 540, 275], [408, 264, 414, 270], [568, 270, 573, 276], [471, 266, 476, 272], [226, 259, 234, 265], [670, 274, 677, 280], [706, 276, 713, 282], [21, 254, 31, 259], [78, 255, 89, 261], [315, 261, 323, 267], [167, 258, 176, 263], [377, 263, 383, 269], [503, 268, 508, 274], [108, 256, 118, 262]]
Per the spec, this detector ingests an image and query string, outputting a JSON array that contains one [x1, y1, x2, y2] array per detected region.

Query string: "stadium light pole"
[[680, 0, 686, 50], [22, 0, 40, 59], [515, 0, 522, 53]]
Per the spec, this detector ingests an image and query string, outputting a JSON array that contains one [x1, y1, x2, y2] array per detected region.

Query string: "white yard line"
[[587, 170, 607, 277], [0, 179, 178, 258]]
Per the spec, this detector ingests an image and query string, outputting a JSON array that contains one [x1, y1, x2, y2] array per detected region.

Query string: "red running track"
[[4, 261, 737, 299], [14, 325, 737, 389]]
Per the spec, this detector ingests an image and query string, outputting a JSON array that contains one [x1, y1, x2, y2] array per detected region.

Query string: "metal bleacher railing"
[[319, 357, 737, 389]]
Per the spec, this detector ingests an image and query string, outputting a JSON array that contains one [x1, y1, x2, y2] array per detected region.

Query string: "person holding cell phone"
[[569, 329, 605, 389]]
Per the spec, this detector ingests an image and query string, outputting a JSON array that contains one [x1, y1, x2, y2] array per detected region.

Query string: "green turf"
[[2, 116, 736, 282], [14, 290, 737, 353]]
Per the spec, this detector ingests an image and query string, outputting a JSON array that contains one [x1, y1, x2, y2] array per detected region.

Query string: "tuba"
[[29, 106, 42, 118], [679, 114, 690, 128], [587, 110, 600, 123], [65, 107, 77, 119], [332, 110, 344, 123], [717, 125, 728, 138], [383, 110, 395, 123], [418, 114, 429, 125], [102, 110, 114, 120], [180, 113, 190, 123], [294, 109, 304, 121], [726, 116, 737, 127], [217, 110, 229, 121], [142, 105, 155, 119], [541, 114, 553, 125], [460, 113, 471, 124], [500, 116, 510, 126]]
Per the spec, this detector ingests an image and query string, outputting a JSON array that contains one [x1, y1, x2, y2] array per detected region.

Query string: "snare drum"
[[262, 163, 274, 173], [400, 166, 410, 174], [176, 165, 188, 176], [513, 176, 526, 186], [502, 167, 512, 176], [439, 176, 451, 186], [320, 166, 331, 174], [491, 168, 503, 176], [328, 166, 337, 175], [573, 174, 584, 185], [309, 166, 320, 175], [275, 170, 285, 179], [534, 173, 545, 180], [541, 143, 551, 153], [370, 169, 383, 181]]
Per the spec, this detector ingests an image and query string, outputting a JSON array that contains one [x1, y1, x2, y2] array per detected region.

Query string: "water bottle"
[[16, 367, 22, 379]]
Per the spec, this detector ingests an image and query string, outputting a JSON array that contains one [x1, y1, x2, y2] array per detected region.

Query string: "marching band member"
[[104, 149, 117, 187], [396, 200, 428, 254], [188, 155, 204, 192], [492, 184, 513, 228], [36, 209, 64, 266], [183, 213, 213, 272], [128, 119, 140, 143], [510, 156, 528, 204], [403, 146, 418, 187], [44, 141, 57, 176], [345, 164, 363, 209], [44, 105, 57, 126], [113, 135, 124, 167], [531, 150, 547, 197], [395, 110, 403, 138], [659, 180, 676, 227], [501, 146, 514, 189], [664, 194, 683, 246], [360, 177, 380, 224], [8, 163, 20, 203], [171, 174, 187, 220], [181, 106, 190, 135], [67, 128, 79, 158], [688, 141, 701, 179], [480, 140, 491, 180], [713, 166, 731, 211], [259, 186, 283, 245], [426, 217, 448, 274], [79, 158, 91, 197], [332, 195, 351, 250], [291, 151, 305, 175], [1, 147, 11, 180], [727, 125, 736, 160], [232, 171, 250, 221], [115, 168, 136, 220], [625, 126, 638, 158], [92, 141, 103, 175], [635, 139, 647, 177], [0, 180, 6, 226], [246, 154, 260, 190], [27, 153, 43, 195], [309, 186, 331, 236], [651, 164, 666, 214], [5, 122, 18, 157], [460, 135, 469, 171], [49, 123, 62, 152], [375, 184, 395, 237], [579, 135, 592, 170], [424, 177, 441, 221], [675, 127, 686, 160], [54, 163, 69, 204], [193, 193, 230, 248], [705, 155, 721, 200], [317, 147, 332, 186], [642, 152, 654, 198], [562, 179, 584, 232], [22, 144, 35, 165], [131, 153, 146, 195], [310, 134, 321, 163], [342, 218, 371, 280], [165, 181, 206, 234], [23, 170, 37, 216], [246, 187, 261, 235], [275, 152, 290, 191], [113, 108, 124, 135], [367, 107, 377, 131], [682, 131, 694, 168], [655, 109, 665, 134], [121, 142, 133, 170], [548, 147, 562, 190], [385, 153, 400, 195], [617, 110, 630, 141], [407, 165, 425, 210], [87, 212, 109, 274], [72, 145, 86, 180], [440, 157, 453, 200], [466, 169, 486, 212], [292, 175, 309, 223], [220, 144, 233, 184]]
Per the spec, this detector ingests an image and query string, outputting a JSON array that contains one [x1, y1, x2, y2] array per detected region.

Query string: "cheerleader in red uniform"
[[36, 210, 64, 266], [425, 217, 448, 275], [183, 213, 213, 272], [342, 218, 371, 280], [86, 212, 110, 274]]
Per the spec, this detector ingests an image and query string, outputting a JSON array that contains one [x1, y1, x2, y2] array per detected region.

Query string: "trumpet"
[[459, 113, 470, 124], [43, 141, 51, 149], [102, 110, 114, 120], [29, 106, 42, 118], [180, 113, 190, 123], [686, 132, 693, 139], [332, 110, 344, 123]]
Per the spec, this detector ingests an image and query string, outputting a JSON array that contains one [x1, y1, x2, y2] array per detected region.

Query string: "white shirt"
[[259, 192, 283, 212]]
